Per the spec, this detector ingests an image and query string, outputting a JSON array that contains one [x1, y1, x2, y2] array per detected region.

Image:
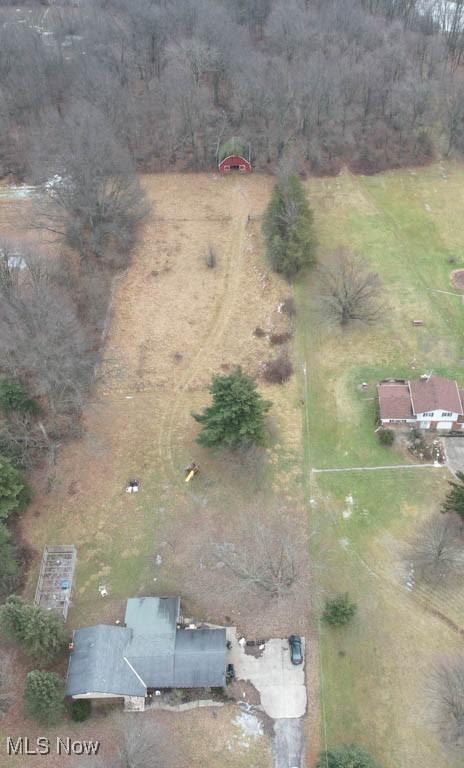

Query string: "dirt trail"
[[98, 174, 278, 481]]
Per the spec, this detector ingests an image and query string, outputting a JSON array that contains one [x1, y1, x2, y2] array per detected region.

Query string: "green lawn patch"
[[299, 165, 464, 768]]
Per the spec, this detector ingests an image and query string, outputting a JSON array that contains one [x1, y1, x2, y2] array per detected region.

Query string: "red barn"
[[218, 137, 252, 174]]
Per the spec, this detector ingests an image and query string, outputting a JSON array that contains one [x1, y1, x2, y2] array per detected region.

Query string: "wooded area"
[[0, 0, 463, 179]]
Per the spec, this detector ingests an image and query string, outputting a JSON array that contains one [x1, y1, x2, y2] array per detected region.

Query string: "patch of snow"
[[0, 184, 38, 199], [233, 711, 263, 739], [6, 256, 26, 270]]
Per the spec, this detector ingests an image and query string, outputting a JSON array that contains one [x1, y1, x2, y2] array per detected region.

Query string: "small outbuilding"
[[218, 137, 252, 174]]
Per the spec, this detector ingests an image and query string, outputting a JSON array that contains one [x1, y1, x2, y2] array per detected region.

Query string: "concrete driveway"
[[272, 718, 304, 768], [226, 630, 307, 719], [444, 437, 464, 475]]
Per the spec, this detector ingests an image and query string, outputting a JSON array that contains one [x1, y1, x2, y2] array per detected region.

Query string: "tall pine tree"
[[193, 367, 272, 449], [24, 670, 64, 726], [0, 531, 20, 600], [262, 175, 317, 279], [442, 471, 464, 519], [0, 596, 66, 663], [0, 456, 30, 522]]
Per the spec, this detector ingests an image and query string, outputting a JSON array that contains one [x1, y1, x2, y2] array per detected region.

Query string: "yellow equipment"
[[184, 462, 199, 483]]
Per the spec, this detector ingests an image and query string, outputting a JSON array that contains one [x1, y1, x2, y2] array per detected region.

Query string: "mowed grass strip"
[[299, 165, 464, 768]]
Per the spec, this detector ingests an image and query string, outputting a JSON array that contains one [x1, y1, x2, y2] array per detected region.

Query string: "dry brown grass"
[[0, 172, 307, 766], [0, 174, 305, 746]]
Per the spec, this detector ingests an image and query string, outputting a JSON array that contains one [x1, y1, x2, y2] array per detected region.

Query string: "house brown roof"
[[409, 376, 463, 415], [378, 382, 414, 421]]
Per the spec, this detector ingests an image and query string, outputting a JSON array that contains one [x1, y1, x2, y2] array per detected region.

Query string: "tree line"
[[0, 0, 463, 181]]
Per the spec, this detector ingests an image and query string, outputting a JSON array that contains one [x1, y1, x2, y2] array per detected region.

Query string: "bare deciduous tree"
[[0, 243, 96, 419], [209, 516, 299, 599], [116, 714, 176, 768], [427, 654, 464, 753], [406, 513, 464, 586], [33, 108, 147, 265], [318, 248, 384, 327]]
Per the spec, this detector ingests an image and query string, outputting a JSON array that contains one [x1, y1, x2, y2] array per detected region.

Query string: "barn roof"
[[218, 137, 250, 163]]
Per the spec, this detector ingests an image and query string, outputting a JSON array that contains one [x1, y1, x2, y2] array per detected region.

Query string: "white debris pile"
[[343, 493, 354, 519], [226, 711, 264, 750]]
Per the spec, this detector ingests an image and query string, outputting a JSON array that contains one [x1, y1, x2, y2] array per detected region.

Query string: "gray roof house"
[[66, 597, 226, 711]]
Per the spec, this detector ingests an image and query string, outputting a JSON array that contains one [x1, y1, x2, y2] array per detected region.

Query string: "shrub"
[[263, 353, 294, 384], [253, 327, 266, 338], [316, 744, 383, 768], [269, 331, 293, 345], [281, 296, 296, 317], [71, 699, 91, 722], [23, 670, 64, 726], [378, 429, 394, 446], [323, 593, 357, 627], [205, 245, 217, 268]]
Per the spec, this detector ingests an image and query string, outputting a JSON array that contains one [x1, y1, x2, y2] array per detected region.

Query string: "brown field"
[[0, 173, 306, 767], [18, 173, 306, 632]]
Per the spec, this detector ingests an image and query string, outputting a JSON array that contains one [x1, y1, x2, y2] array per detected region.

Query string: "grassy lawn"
[[298, 164, 464, 767]]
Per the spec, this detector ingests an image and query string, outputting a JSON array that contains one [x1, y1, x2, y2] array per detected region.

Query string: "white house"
[[378, 375, 464, 430]]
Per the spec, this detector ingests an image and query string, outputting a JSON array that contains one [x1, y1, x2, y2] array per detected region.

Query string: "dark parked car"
[[226, 663, 236, 682], [288, 635, 303, 665]]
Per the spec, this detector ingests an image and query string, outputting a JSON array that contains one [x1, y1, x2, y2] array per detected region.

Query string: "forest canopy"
[[0, 0, 463, 179]]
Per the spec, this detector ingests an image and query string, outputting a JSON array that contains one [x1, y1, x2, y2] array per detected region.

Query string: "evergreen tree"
[[323, 593, 357, 627], [0, 594, 27, 637], [0, 455, 30, 522], [262, 175, 317, 279], [0, 524, 20, 599], [193, 367, 272, 448], [442, 471, 464, 520], [316, 744, 383, 768], [0, 378, 40, 415], [0, 596, 66, 663], [23, 670, 64, 726]]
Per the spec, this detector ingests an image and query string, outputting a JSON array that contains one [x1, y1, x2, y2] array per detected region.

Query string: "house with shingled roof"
[[65, 597, 226, 711], [377, 375, 464, 431]]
